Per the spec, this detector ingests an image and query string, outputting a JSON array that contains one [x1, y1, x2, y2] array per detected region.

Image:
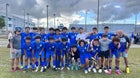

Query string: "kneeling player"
[[70, 44, 80, 70], [108, 37, 121, 74]]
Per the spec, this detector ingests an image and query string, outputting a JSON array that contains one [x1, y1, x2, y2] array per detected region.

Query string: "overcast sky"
[[0, 0, 140, 27]]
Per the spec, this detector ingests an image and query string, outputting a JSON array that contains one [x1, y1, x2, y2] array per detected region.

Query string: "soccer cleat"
[[71, 66, 74, 70], [40, 67, 44, 72], [126, 67, 130, 74], [20, 65, 24, 69], [88, 67, 91, 72], [67, 67, 70, 70], [93, 68, 97, 73], [104, 69, 108, 74], [15, 67, 20, 71], [44, 66, 47, 69], [61, 67, 64, 70], [98, 69, 102, 73], [116, 70, 122, 75], [35, 67, 39, 72], [84, 70, 88, 74], [11, 68, 15, 72], [108, 69, 112, 75]]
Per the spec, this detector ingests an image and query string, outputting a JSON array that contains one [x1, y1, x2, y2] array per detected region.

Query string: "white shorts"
[[119, 51, 128, 58], [10, 49, 21, 59]]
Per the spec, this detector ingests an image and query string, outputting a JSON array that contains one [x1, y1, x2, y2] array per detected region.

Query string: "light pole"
[[97, 0, 100, 29], [85, 10, 88, 31], [53, 14, 56, 28], [23, 9, 26, 28], [46, 5, 49, 31], [27, 13, 29, 27], [135, 14, 137, 34], [6, 3, 9, 32]]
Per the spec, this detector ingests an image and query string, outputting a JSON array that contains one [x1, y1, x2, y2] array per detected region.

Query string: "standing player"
[[53, 28, 62, 70], [45, 27, 55, 42], [45, 37, 56, 70], [23, 37, 35, 72], [61, 27, 69, 41], [20, 27, 31, 68], [60, 38, 70, 70], [32, 36, 45, 72], [87, 27, 99, 42], [31, 27, 39, 41], [69, 27, 78, 45], [117, 30, 131, 73], [10, 28, 21, 72], [76, 27, 88, 42], [39, 27, 46, 42], [108, 37, 121, 74], [98, 34, 112, 74], [77, 40, 89, 74]]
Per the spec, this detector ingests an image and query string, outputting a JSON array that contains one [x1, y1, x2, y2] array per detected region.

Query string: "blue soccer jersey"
[[45, 33, 55, 40], [91, 45, 100, 55], [30, 32, 39, 41], [21, 32, 31, 47], [87, 33, 100, 42], [77, 44, 89, 54], [40, 33, 46, 42], [54, 34, 62, 41], [60, 42, 70, 56], [23, 43, 33, 58], [61, 33, 69, 40], [68, 32, 78, 45], [32, 41, 45, 59], [45, 42, 56, 52], [99, 32, 114, 39], [109, 42, 120, 58]]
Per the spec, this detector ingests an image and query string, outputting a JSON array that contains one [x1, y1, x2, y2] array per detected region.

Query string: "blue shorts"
[[119, 51, 128, 58], [110, 51, 119, 59], [46, 51, 54, 59], [25, 52, 32, 58], [80, 53, 89, 65], [34, 51, 45, 59], [56, 50, 61, 56], [61, 51, 68, 57]]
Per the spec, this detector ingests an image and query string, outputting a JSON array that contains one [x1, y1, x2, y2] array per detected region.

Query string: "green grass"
[[0, 47, 140, 78]]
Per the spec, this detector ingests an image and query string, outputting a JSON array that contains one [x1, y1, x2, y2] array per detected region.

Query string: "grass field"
[[0, 47, 140, 78]]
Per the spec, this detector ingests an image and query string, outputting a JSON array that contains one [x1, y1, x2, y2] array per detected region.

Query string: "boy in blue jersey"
[[108, 37, 121, 75], [31, 27, 39, 41], [39, 27, 46, 42], [61, 27, 69, 41], [23, 37, 35, 72], [88, 38, 100, 73], [60, 38, 70, 70], [54, 28, 62, 70], [21, 27, 31, 68], [70, 44, 80, 70], [32, 36, 45, 72], [45, 37, 56, 70], [87, 27, 99, 42], [99, 26, 114, 39], [77, 40, 89, 74], [117, 30, 131, 73], [45, 27, 55, 42], [69, 27, 78, 45]]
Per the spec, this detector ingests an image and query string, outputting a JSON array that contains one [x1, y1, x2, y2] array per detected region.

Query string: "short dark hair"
[[35, 36, 41, 39], [48, 37, 54, 40], [112, 37, 120, 42], [62, 38, 67, 42], [71, 44, 77, 48], [55, 28, 60, 32], [49, 27, 54, 31], [26, 36, 31, 40], [32, 27, 38, 30], [39, 27, 45, 31], [62, 27, 68, 30], [79, 40, 86, 45], [25, 27, 30, 29], [102, 34, 108, 38], [93, 38, 99, 41], [104, 26, 109, 29], [92, 27, 97, 30], [78, 27, 83, 30], [71, 27, 76, 30]]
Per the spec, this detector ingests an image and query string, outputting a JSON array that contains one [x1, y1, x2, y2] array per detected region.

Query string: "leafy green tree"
[[0, 16, 5, 29]]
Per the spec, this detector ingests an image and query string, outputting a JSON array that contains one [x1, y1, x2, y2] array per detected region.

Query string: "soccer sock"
[[115, 66, 119, 70], [53, 60, 56, 67], [109, 67, 112, 70], [20, 62, 23, 66], [24, 65, 28, 70], [30, 62, 32, 66], [35, 61, 39, 67], [93, 66, 96, 68]]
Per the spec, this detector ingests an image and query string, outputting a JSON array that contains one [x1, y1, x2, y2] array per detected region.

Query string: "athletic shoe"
[[126, 67, 130, 74], [108, 69, 112, 75], [98, 69, 102, 73], [35, 67, 39, 72], [71, 66, 74, 70], [88, 67, 92, 72], [44, 66, 47, 69], [15, 67, 20, 71], [93, 68, 97, 73], [11, 68, 15, 72], [67, 67, 70, 70], [40, 67, 44, 72], [61, 67, 64, 70], [20, 65, 24, 69], [84, 70, 88, 74], [116, 70, 122, 75], [104, 69, 108, 74]]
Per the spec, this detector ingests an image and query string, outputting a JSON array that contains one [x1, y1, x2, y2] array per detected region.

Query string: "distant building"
[[69, 24, 140, 35], [0, 12, 35, 31]]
